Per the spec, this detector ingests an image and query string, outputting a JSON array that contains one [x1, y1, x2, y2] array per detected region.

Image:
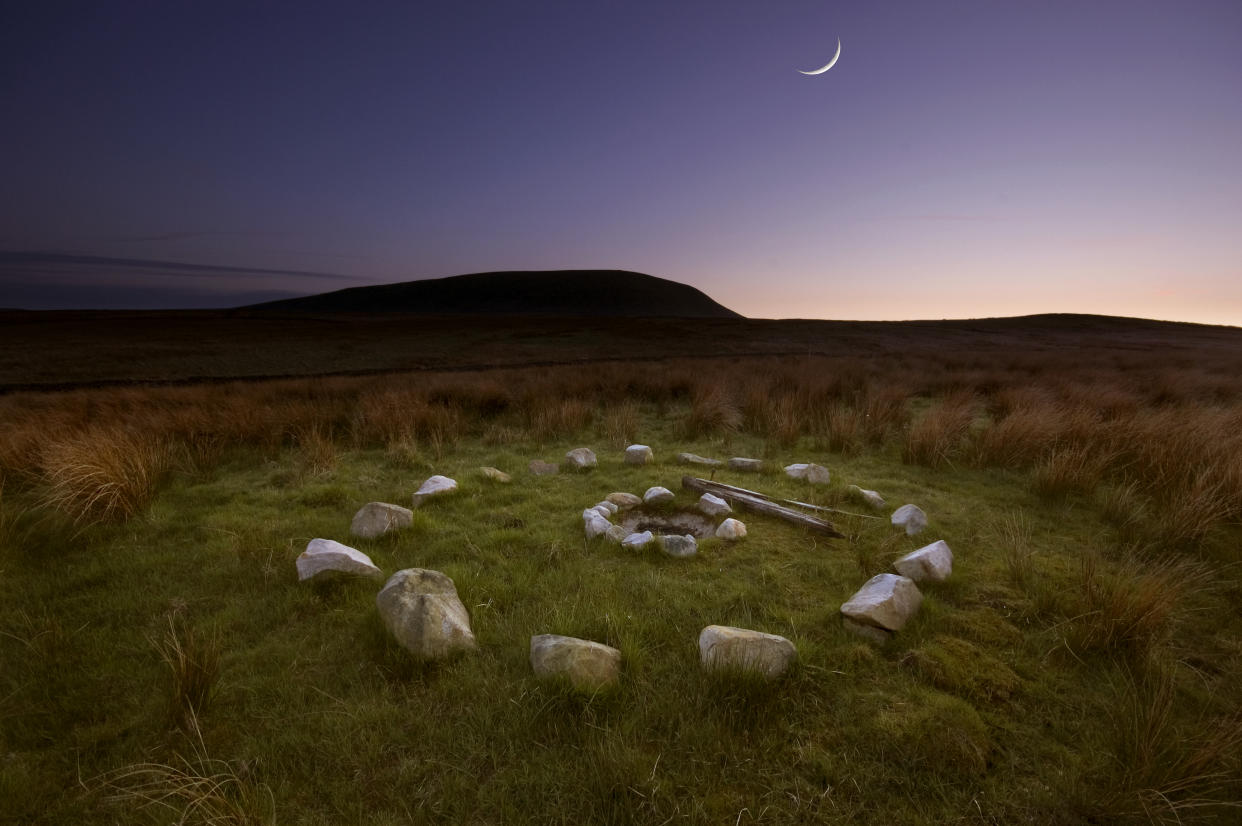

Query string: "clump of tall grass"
[[683, 385, 741, 437], [529, 398, 593, 441], [1031, 445, 1111, 500], [1149, 471, 1233, 551], [151, 614, 222, 733], [815, 403, 863, 454], [860, 385, 909, 445], [39, 426, 172, 525], [902, 393, 976, 469], [600, 401, 639, 449], [293, 424, 337, 475]]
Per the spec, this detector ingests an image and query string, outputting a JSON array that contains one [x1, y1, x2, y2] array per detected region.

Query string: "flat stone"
[[530, 634, 621, 690], [605, 524, 628, 543], [376, 568, 475, 659], [728, 457, 763, 472], [565, 447, 597, 469], [606, 492, 642, 509], [412, 475, 457, 507], [296, 538, 384, 581], [678, 452, 722, 467], [699, 625, 797, 679], [349, 502, 413, 539], [891, 504, 928, 536], [529, 460, 559, 476], [658, 534, 697, 558], [621, 530, 654, 550], [585, 505, 612, 520], [840, 573, 923, 632], [643, 486, 675, 505], [894, 540, 953, 583], [697, 492, 732, 517], [593, 500, 619, 516], [785, 463, 830, 484], [625, 444, 654, 465], [842, 617, 893, 644], [715, 518, 747, 540], [848, 485, 887, 510], [479, 466, 511, 483]]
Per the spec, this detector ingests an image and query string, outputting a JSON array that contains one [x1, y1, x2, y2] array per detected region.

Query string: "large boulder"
[[565, 448, 597, 469], [715, 518, 747, 540], [658, 534, 697, 558], [529, 460, 559, 476], [678, 452, 722, 467], [894, 540, 953, 583], [625, 444, 654, 465], [621, 530, 654, 550], [412, 475, 457, 507], [350, 502, 413, 539], [697, 493, 732, 517], [785, 463, 831, 484], [848, 485, 887, 510], [606, 492, 642, 509], [728, 457, 763, 472], [840, 573, 923, 632], [478, 466, 511, 483], [699, 625, 797, 679], [643, 486, 675, 505], [529, 634, 621, 690], [584, 513, 613, 540], [842, 617, 893, 644], [376, 568, 476, 658], [891, 504, 928, 536], [296, 538, 383, 581]]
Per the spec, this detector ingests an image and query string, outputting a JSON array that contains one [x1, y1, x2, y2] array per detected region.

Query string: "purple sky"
[[3, 1, 1240, 323]]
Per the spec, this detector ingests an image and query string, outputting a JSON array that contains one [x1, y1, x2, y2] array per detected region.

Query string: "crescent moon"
[[799, 38, 841, 75]]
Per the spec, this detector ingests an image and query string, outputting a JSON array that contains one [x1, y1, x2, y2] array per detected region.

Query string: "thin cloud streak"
[[0, 251, 366, 282]]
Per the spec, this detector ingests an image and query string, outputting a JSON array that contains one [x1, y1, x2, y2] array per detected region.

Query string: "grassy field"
[[2, 336, 1242, 824]]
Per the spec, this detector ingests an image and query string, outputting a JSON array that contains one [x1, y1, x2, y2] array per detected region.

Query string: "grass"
[[2, 346, 1242, 823]]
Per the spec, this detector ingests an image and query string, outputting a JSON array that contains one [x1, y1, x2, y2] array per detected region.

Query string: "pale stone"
[[479, 466, 511, 483], [842, 617, 893, 644], [296, 538, 383, 581], [349, 502, 413, 539], [891, 504, 928, 536], [643, 486, 675, 505], [658, 534, 697, 558], [376, 568, 475, 658], [622, 530, 654, 550], [699, 625, 797, 679], [606, 492, 642, 509], [588, 505, 613, 519], [412, 475, 457, 506], [529, 460, 559, 475], [678, 452, 722, 467], [715, 518, 747, 540], [625, 444, 654, 465], [848, 485, 887, 510], [593, 501, 619, 516], [785, 463, 830, 484], [728, 457, 763, 472], [840, 573, 923, 632], [894, 540, 953, 583], [585, 514, 612, 540], [565, 447, 597, 469], [697, 493, 732, 517], [605, 524, 628, 543], [529, 634, 621, 690]]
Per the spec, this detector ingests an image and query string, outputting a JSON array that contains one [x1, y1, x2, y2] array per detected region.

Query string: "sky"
[[2, 1, 1240, 323]]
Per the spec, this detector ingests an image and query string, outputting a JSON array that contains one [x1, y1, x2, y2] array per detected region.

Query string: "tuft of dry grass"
[[600, 401, 639, 449], [293, 424, 337, 476], [39, 426, 172, 525], [1031, 445, 1111, 500], [684, 385, 741, 437], [902, 393, 976, 469], [151, 614, 222, 733], [529, 398, 593, 441]]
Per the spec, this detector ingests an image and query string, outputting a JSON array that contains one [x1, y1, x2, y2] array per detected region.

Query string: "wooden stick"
[[779, 498, 883, 520], [681, 476, 845, 538]]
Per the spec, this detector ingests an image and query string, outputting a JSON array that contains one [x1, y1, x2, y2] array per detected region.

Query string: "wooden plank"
[[682, 476, 845, 538]]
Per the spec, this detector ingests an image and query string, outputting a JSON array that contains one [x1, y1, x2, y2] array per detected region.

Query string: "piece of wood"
[[780, 498, 883, 520], [682, 476, 845, 538]]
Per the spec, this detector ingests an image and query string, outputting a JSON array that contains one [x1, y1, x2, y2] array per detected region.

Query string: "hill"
[[247, 270, 743, 318]]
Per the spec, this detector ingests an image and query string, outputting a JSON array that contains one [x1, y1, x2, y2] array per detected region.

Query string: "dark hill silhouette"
[[246, 270, 742, 318]]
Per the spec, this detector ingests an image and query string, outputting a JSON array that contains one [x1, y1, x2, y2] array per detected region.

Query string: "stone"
[[643, 486, 675, 505], [478, 466, 511, 483], [564, 447, 597, 469], [658, 534, 697, 558], [530, 634, 622, 690], [678, 452, 722, 467], [842, 617, 893, 644], [529, 459, 559, 475], [412, 475, 457, 506], [605, 524, 628, 543], [715, 518, 747, 540], [625, 444, 654, 465], [848, 485, 887, 510], [621, 530, 654, 550], [349, 502, 413, 539], [840, 573, 923, 632], [894, 540, 953, 583], [593, 500, 619, 516], [606, 492, 642, 509], [785, 463, 830, 484], [585, 513, 612, 540], [699, 625, 797, 679], [587, 505, 613, 519], [891, 504, 928, 536], [296, 538, 384, 581], [375, 568, 475, 659], [728, 457, 763, 472], [697, 492, 732, 517]]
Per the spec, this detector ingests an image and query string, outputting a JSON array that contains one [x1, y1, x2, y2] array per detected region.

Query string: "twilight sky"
[[3, 1, 1240, 323]]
